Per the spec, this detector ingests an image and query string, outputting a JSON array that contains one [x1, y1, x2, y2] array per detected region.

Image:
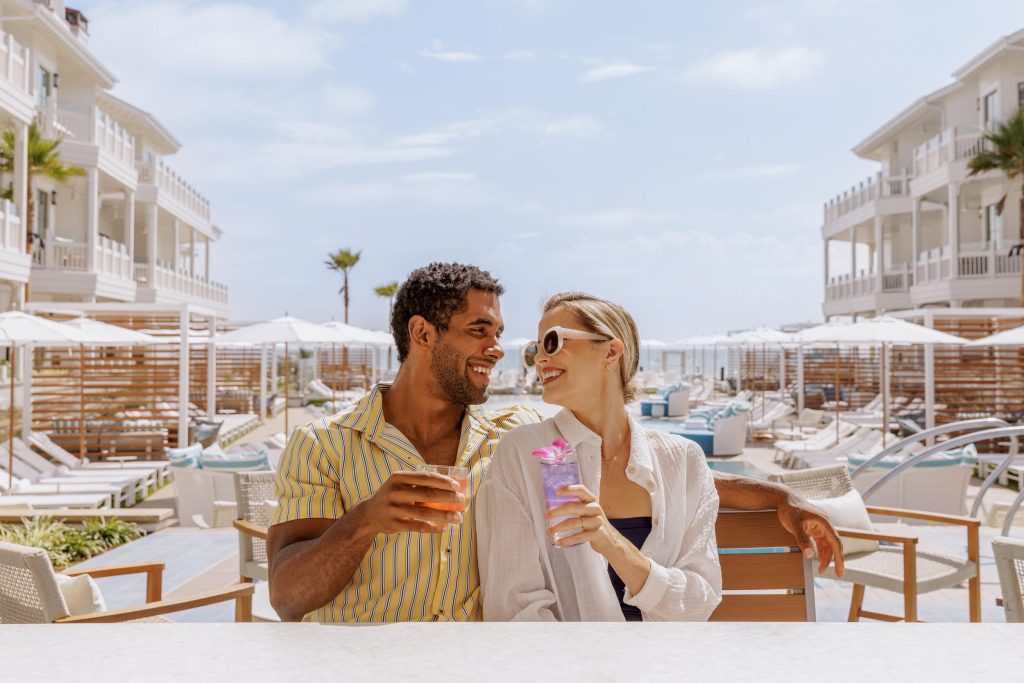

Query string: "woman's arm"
[[476, 442, 558, 622], [622, 458, 722, 621]]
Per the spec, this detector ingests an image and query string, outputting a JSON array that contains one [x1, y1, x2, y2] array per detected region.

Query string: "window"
[[983, 91, 998, 128], [37, 67, 50, 110], [35, 189, 48, 238], [986, 204, 1001, 244], [1019, 82, 1024, 109]]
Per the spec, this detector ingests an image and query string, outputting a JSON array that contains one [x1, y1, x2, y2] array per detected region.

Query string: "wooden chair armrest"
[[63, 562, 165, 603], [54, 583, 256, 623], [835, 526, 919, 544], [865, 506, 981, 527], [233, 519, 269, 541]]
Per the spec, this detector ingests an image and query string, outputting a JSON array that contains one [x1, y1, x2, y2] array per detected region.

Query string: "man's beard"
[[431, 337, 487, 405]]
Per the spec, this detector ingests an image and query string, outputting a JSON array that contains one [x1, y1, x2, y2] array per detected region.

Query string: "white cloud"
[[306, 0, 408, 23], [681, 47, 823, 88], [307, 171, 491, 206], [419, 39, 483, 63], [395, 108, 604, 147], [697, 163, 802, 181], [559, 209, 676, 229], [580, 63, 653, 83], [540, 115, 604, 138], [504, 50, 537, 61], [322, 84, 377, 115]]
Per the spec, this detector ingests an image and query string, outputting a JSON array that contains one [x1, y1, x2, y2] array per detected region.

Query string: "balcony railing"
[[55, 108, 136, 169], [826, 262, 913, 302], [823, 171, 911, 224], [957, 246, 1022, 279], [914, 246, 952, 284], [0, 200, 22, 253], [912, 127, 987, 177], [133, 261, 228, 306], [138, 161, 211, 222], [0, 29, 30, 95], [32, 236, 132, 280]]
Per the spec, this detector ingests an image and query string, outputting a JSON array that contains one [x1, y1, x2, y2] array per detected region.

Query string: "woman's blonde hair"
[[543, 291, 640, 403]]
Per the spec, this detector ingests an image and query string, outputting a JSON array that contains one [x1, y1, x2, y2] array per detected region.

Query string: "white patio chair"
[[0, 541, 254, 623], [992, 536, 1024, 623], [232, 470, 276, 583], [770, 465, 981, 622]]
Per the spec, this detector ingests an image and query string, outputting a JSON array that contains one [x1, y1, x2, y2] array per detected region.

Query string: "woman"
[[477, 292, 722, 621]]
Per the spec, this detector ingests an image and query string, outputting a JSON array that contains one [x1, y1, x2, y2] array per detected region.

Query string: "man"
[[268, 262, 843, 622]]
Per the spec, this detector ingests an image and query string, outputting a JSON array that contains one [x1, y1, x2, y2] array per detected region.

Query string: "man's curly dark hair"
[[391, 262, 504, 362]]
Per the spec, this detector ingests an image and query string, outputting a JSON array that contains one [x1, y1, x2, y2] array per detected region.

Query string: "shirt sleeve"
[[271, 422, 344, 526], [476, 436, 558, 622], [623, 439, 723, 621]]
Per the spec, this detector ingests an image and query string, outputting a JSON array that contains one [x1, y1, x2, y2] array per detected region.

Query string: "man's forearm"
[[712, 471, 790, 510], [268, 503, 379, 621]]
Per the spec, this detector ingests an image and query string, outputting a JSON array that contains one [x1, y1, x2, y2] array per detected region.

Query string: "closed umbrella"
[[794, 317, 966, 445], [217, 317, 350, 437], [0, 312, 90, 490]]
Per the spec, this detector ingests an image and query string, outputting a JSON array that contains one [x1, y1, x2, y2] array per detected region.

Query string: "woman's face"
[[533, 305, 615, 409]]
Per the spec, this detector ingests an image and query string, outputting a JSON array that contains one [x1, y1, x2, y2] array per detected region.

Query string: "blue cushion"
[[199, 449, 270, 471], [847, 444, 976, 469], [673, 430, 714, 454], [166, 443, 202, 468]]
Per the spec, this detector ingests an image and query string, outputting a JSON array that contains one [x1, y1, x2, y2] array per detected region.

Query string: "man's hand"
[[359, 471, 465, 535], [775, 494, 845, 578]]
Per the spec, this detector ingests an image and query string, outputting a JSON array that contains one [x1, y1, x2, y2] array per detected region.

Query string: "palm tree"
[[373, 281, 399, 321], [0, 122, 84, 256], [324, 248, 361, 323], [968, 107, 1024, 305]]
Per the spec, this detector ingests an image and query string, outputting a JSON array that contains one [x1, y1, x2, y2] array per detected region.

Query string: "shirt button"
[[647, 480, 656, 490], [653, 518, 659, 526], [439, 609, 445, 615], [628, 466, 636, 475]]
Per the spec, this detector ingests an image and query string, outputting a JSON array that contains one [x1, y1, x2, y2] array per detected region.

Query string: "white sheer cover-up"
[[477, 409, 722, 621]]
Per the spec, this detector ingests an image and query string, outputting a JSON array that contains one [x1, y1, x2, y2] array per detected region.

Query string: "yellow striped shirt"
[[271, 384, 541, 623]]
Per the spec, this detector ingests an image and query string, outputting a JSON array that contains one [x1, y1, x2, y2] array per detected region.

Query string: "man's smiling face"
[[430, 289, 505, 405]]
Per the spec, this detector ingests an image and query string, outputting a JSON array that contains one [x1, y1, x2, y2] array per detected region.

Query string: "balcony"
[[823, 263, 914, 316], [0, 200, 30, 283], [30, 236, 136, 301], [133, 261, 228, 311], [0, 29, 30, 95], [911, 127, 986, 190], [55, 108, 136, 170], [823, 171, 911, 227], [138, 160, 211, 225]]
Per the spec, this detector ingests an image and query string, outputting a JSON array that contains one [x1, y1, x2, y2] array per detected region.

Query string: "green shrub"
[[0, 516, 145, 569]]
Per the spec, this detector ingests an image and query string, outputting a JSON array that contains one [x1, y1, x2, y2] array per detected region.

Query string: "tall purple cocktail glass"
[[534, 439, 583, 544]]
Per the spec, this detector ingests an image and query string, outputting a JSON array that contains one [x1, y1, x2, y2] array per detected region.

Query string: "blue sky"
[[74, 0, 1024, 340]]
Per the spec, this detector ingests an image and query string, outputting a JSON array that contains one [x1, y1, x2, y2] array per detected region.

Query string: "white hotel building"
[[823, 29, 1024, 319], [0, 0, 227, 316]]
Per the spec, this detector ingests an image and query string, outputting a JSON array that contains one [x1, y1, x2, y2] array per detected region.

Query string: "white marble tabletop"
[[4, 622, 1021, 682]]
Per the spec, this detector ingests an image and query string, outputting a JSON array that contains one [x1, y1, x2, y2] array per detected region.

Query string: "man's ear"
[[408, 315, 436, 354]]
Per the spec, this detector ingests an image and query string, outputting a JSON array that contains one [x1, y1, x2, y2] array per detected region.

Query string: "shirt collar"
[[552, 409, 655, 478]]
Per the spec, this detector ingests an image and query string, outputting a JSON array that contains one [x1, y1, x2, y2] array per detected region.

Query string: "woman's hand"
[[545, 484, 618, 556]]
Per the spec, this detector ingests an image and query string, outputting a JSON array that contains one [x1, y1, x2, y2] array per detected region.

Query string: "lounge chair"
[[0, 492, 111, 509], [0, 541, 254, 623], [770, 465, 981, 622], [992, 536, 1024, 623], [28, 432, 171, 488], [5, 440, 157, 500], [774, 420, 859, 465], [671, 401, 749, 456], [0, 464, 125, 507], [786, 428, 885, 470], [639, 383, 689, 418]]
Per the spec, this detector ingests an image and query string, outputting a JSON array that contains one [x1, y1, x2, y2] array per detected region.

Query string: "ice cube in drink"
[[540, 459, 582, 543], [415, 465, 469, 512]]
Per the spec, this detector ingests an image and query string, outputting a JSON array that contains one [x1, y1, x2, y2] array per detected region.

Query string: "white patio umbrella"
[[794, 317, 967, 444], [966, 325, 1024, 347], [0, 312, 90, 490], [721, 328, 794, 419], [217, 317, 350, 437], [673, 334, 731, 397]]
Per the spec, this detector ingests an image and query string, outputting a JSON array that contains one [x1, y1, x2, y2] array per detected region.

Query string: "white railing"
[[0, 200, 22, 253], [135, 261, 228, 306], [915, 246, 951, 284], [0, 29, 30, 94], [55, 108, 136, 168], [826, 270, 876, 301], [138, 161, 211, 222], [881, 262, 911, 292], [957, 247, 1022, 279], [912, 127, 987, 177], [32, 237, 131, 280], [95, 236, 132, 279], [823, 170, 912, 224]]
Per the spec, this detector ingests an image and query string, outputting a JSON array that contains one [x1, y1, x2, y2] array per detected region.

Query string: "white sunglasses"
[[521, 326, 612, 368]]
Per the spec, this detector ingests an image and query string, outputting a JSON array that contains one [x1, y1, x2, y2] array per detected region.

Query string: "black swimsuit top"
[[607, 516, 653, 622]]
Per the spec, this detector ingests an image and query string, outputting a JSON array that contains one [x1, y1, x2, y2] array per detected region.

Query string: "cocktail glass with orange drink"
[[415, 464, 469, 512]]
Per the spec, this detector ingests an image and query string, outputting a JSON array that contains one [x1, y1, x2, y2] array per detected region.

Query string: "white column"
[[20, 343, 32, 440], [270, 343, 278, 393], [911, 198, 921, 282], [849, 224, 857, 282], [778, 347, 786, 394], [823, 238, 830, 288], [796, 346, 805, 413], [874, 216, 884, 297], [948, 183, 959, 278], [147, 204, 158, 284], [85, 167, 99, 272], [124, 189, 135, 272], [189, 228, 196, 278], [206, 316, 217, 420], [204, 235, 210, 281], [178, 305, 190, 447], [924, 311, 936, 433], [11, 121, 27, 239], [172, 218, 181, 271], [259, 343, 267, 424]]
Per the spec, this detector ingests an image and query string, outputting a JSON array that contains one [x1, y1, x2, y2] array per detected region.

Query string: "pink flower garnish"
[[531, 438, 574, 463]]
